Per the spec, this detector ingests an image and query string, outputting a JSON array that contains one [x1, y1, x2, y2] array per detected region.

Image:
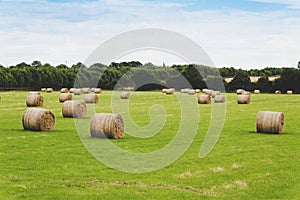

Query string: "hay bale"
[[41, 88, 46, 92], [26, 94, 44, 107], [22, 108, 55, 131], [84, 94, 99, 104], [62, 100, 87, 118], [202, 89, 209, 95], [69, 88, 75, 93], [91, 88, 96, 92], [74, 88, 83, 95], [120, 92, 130, 99], [214, 95, 226, 103], [90, 113, 124, 139], [195, 89, 201, 93], [59, 93, 72, 103], [180, 88, 190, 93], [211, 91, 220, 98], [162, 88, 167, 93], [170, 88, 175, 93], [46, 88, 53, 93], [165, 89, 174, 95], [237, 94, 250, 104], [287, 90, 293, 94], [236, 89, 245, 95], [60, 88, 69, 93], [82, 88, 91, 94], [94, 88, 102, 94], [275, 90, 281, 94], [254, 89, 260, 94], [188, 89, 195, 95], [256, 111, 284, 134], [198, 94, 211, 104]]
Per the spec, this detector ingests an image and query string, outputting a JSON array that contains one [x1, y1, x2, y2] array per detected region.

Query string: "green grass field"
[[0, 91, 299, 199]]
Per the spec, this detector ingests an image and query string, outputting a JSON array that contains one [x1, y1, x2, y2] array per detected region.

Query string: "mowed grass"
[[0, 91, 299, 199]]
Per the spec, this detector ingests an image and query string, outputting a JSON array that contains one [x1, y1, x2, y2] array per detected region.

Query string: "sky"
[[0, 0, 300, 69]]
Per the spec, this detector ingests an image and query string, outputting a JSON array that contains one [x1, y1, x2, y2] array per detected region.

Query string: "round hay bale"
[[91, 88, 96, 92], [74, 88, 83, 95], [214, 95, 226, 103], [22, 108, 55, 131], [180, 88, 190, 93], [26, 94, 44, 107], [46, 88, 53, 93], [254, 89, 260, 94], [90, 113, 124, 139], [242, 91, 251, 95], [165, 89, 174, 95], [275, 90, 281, 94], [120, 92, 130, 99], [198, 94, 211, 104], [170, 88, 175, 92], [287, 90, 293, 94], [41, 88, 46, 92], [202, 89, 209, 95], [84, 94, 99, 104], [162, 88, 167, 93], [82, 88, 91, 94], [236, 89, 245, 95], [29, 91, 40, 95], [62, 100, 87, 118], [237, 94, 250, 104], [256, 111, 284, 134], [94, 88, 102, 94], [188, 89, 195, 95], [60, 88, 69, 93], [195, 89, 201, 93], [69, 88, 75, 93], [59, 93, 72, 103], [211, 91, 220, 98]]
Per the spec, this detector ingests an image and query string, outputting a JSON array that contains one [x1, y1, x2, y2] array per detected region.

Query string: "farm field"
[[0, 91, 299, 199]]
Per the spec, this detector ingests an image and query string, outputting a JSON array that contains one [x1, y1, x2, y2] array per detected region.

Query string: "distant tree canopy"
[[0, 60, 299, 93]]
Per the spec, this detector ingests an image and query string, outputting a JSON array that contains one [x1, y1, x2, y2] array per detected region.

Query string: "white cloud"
[[249, 0, 300, 9], [0, 0, 300, 69]]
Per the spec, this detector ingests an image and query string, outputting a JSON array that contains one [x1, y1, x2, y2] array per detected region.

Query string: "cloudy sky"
[[0, 0, 300, 68]]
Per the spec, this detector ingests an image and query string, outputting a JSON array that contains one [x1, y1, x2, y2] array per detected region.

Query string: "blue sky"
[[0, 0, 300, 68]]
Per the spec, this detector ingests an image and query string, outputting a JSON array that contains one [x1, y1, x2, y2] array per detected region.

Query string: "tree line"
[[0, 61, 299, 93]]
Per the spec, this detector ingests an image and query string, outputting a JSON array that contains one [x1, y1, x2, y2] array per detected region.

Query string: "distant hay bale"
[[82, 88, 91, 94], [94, 88, 102, 94], [202, 89, 209, 95], [256, 111, 284, 134], [214, 95, 226, 103], [41, 88, 46, 92], [236, 89, 245, 95], [165, 89, 174, 95], [120, 92, 130, 99], [91, 88, 96, 92], [254, 90, 260, 94], [188, 89, 195, 95], [46, 88, 53, 93], [242, 91, 251, 95], [84, 94, 99, 104], [74, 88, 83, 95], [195, 89, 201, 93], [90, 113, 124, 139], [22, 108, 55, 131], [287, 90, 293, 94], [237, 94, 250, 104], [69, 88, 75, 93], [162, 88, 167, 93], [59, 93, 72, 103], [60, 88, 69, 93], [211, 91, 220, 98], [170, 88, 175, 92], [198, 94, 211, 104], [275, 90, 281, 94], [26, 94, 44, 107], [62, 100, 87, 118], [180, 88, 190, 93]]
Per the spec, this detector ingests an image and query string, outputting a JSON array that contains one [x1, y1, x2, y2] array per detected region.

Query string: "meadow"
[[0, 91, 299, 199]]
